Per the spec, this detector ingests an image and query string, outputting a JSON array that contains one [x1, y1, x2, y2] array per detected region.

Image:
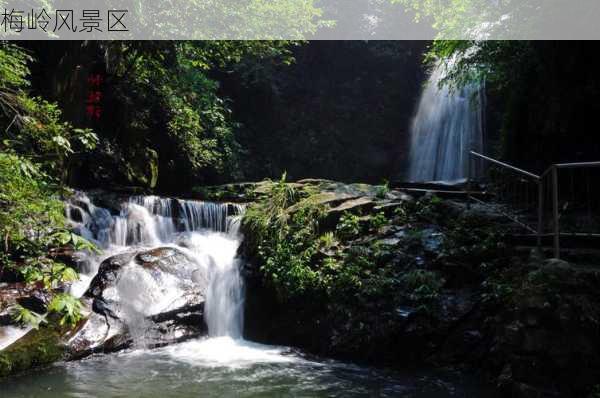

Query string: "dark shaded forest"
[[11, 40, 600, 195], [21, 41, 427, 192]]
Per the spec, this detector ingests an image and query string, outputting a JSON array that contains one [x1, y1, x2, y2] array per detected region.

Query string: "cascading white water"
[[407, 60, 485, 182], [66, 192, 246, 341]]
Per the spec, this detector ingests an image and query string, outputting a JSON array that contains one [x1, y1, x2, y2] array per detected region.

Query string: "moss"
[[0, 324, 64, 377]]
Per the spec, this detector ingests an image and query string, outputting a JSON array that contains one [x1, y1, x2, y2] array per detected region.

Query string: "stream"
[[1, 337, 489, 397], [1, 192, 491, 397]]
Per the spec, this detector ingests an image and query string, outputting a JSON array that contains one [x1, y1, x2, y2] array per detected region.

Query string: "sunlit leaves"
[[11, 305, 46, 329], [1, 45, 98, 181], [51, 230, 99, 254], [48, 293, 83, 326]]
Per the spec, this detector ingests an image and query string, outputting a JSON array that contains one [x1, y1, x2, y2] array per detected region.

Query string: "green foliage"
[[318, 232, 338, 250], [336, 213, 361, 240], [425, 40, 537, 92], [0, 154, 65, 250], [393, 205, 410, 225], [481, 274, 515, 306], [244, 173, 298, 239], [260, 199, 327, 298], [11, 305, 46, 329], [0, 43, 30, 95], [440, 216, 506, 266], [375, 181, 390, 199], [395, 0, 557, 41], [0, 154, 98, 301], [51, 230, 100, 254], [410, 195, 443, 222], [48, 293, 83, 327], [18, 261, 78, 289], [1, 44, 98, 182], [103, 41, 300, 186], [370, 212, 389, 231], [245, 181, 411, 306], [400, 269, 445, 306], [131, 2, 326, 40], [0, 45, 99, 335]]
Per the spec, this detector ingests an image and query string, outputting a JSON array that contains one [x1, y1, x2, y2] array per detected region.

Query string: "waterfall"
[[407, 61, 485, 183], [67, 193, 244, 249], [66, 192, 246, 340]]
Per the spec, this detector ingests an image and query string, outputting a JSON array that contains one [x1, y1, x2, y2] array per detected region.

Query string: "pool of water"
[[1, 337, 491, 398]]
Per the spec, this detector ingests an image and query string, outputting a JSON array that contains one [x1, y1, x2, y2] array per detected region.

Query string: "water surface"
[[1, 337, 490, 398]]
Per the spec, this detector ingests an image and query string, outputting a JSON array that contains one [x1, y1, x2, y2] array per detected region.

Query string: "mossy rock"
[[0, 324, 64, 377]]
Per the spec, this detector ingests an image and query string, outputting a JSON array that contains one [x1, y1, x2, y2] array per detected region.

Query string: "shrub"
[[48, 293, 83, 327], [401, 269, 445, 305], [375, 180, 390, 199], [370, 212, 389, 231], [337, 212, 361, 240]]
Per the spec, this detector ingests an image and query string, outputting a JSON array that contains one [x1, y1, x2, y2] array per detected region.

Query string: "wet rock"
[[83, 190, 129, 215], [66, 307, 128, 359], [72, 246, 208, 358], [135, 247, 187, 270], [0, 323, 64, 377], [86, 251, 136, 299], [68, 206, 84, 222], [420, 228, 443, 252], [395, 307, 417, 319]]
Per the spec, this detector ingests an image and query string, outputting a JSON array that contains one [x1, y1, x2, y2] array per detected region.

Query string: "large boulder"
[[68, 246, 208, 358]]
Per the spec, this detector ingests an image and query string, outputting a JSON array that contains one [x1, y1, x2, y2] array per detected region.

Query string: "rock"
[[68, 205, 84, 222], [328, 197, 375, 216], [86, 251, 136, 299], [395, 307, 417, 319], [420, 228, 443, 252], [0, 283, 52, 323], [135, 247, 188, 271], [71, 246, 208, 358], [65, 302, 127, 359], [0, 324, 64, 377], [83, 189, 129, 214], [373, 201, 406, 216]]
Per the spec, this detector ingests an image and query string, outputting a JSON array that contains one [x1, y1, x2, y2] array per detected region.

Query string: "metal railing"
[[468, 151, 600, 258]]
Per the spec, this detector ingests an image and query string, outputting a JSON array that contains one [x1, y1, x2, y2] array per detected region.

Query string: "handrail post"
[[466, 151, 472, 209], [537, 179, 543, 249], [552, 165, 560, 259]]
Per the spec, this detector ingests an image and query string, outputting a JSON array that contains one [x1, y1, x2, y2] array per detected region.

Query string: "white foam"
[[154, 336, 298, 368]]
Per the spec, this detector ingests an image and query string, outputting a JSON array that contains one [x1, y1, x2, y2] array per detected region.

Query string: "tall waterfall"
[[66, 193, 245, 339], [407, 61, 485, 182]]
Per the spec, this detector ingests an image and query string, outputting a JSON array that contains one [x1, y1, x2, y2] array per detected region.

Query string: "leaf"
[[48, 293, 83, 326], [11, 305, 46, 329]]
